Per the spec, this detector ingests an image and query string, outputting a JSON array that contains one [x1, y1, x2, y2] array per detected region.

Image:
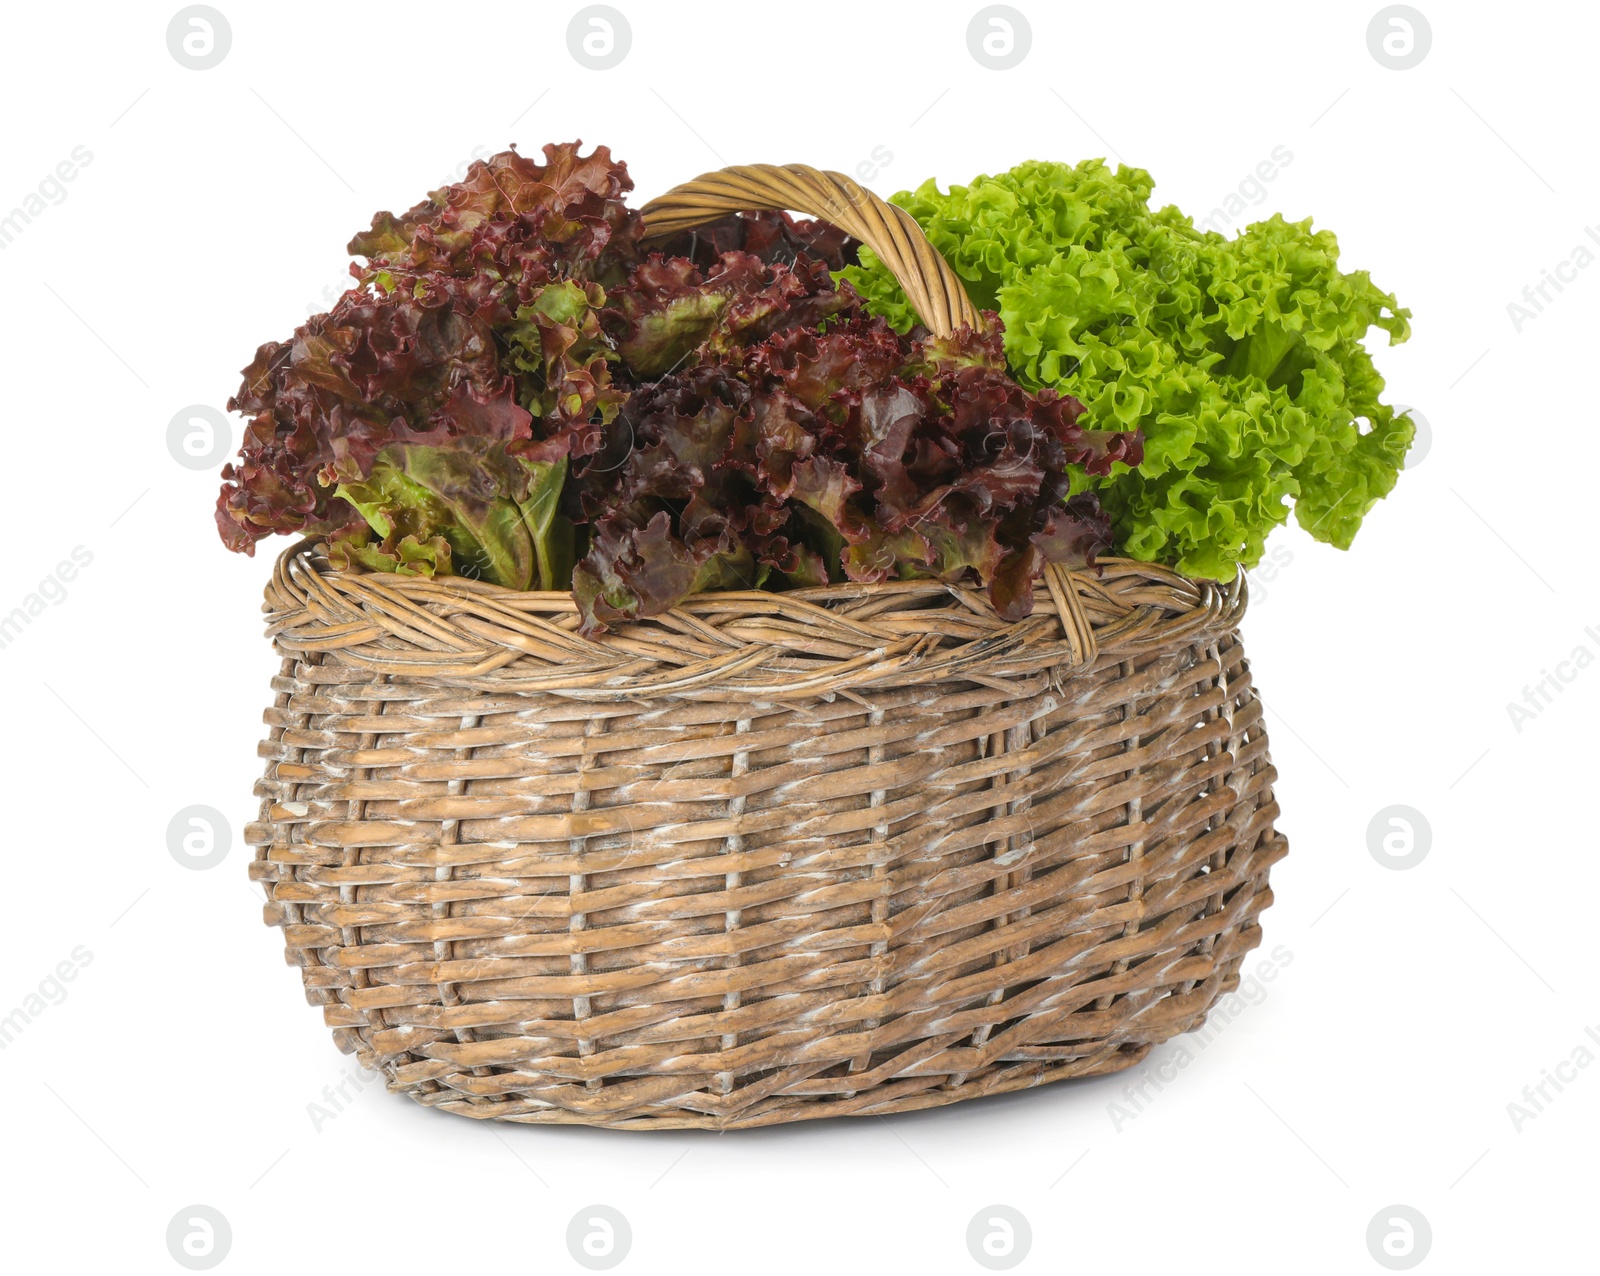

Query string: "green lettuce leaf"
[[332, 444, 572, 589]]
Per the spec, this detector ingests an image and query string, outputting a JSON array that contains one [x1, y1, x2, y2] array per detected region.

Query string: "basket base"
[[381, 1041, 1158, 1132]]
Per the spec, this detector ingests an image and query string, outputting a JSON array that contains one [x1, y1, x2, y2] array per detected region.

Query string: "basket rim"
[[262, 539, 1246, 701]]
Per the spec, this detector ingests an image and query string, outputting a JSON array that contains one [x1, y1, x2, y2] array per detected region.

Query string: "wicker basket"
[[246, 164, 1288, 1131]]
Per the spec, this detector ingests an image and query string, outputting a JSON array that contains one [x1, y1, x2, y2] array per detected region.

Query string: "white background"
[[1, 1, 1593, 1271]]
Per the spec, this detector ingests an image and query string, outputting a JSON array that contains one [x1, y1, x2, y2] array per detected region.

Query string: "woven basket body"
[[248, 543, 1286, 1129]]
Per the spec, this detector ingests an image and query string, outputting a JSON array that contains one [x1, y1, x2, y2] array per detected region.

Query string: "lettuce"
[[569, 313, 1138, 632], [217, 147, 853, 587], [331, 447, 571, 591], [217, 146, 1143, 624], [837, 159, 1413, 581]]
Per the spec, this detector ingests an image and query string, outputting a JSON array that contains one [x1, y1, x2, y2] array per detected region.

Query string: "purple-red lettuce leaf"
[[217, 286, 524, 553], [573, 509, 762, 632], [568, 309, 1137, 632], [349, 141, 642, 305]]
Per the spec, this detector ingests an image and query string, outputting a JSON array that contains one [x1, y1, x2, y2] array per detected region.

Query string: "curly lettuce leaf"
[[216, 287, 528, 553], [219, 144, 636, 565], [839, 159, 1413, 580], [348, 141, 642, 303], [602, 252, 859, 378], [331, 445, 571, 590], [218, 144, 866, 575], [568, 313, 1131, 632]]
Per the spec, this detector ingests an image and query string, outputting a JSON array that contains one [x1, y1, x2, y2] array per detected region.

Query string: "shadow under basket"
[[247, 540, 1287, 1131]]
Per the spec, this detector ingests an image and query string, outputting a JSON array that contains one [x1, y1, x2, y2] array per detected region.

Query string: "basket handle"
[[639, 163, 980, 338]]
